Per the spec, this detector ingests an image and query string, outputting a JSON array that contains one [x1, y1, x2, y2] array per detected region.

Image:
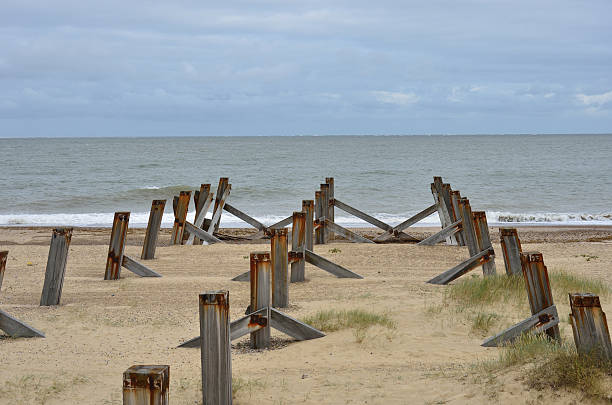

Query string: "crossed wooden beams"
[[178, 252, 325, 349], [104, 212, 161, 280], [231, 211, 363, 283], [0, 251, 45, 338]]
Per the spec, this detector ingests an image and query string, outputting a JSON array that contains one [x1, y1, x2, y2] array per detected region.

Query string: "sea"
[[1, 134, 611, 228]]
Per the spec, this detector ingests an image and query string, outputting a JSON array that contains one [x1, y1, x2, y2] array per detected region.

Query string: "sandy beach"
[[1, 225, 611, 404]]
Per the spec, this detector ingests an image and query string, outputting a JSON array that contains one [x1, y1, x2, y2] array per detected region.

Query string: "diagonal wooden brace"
[[427, 247, 494, 285], [270, 308, 326, 340], [185, 222, 222, 244], [248, 216, 293, 240], [482, 305, 559, 347], [304, 249, 363, 279], [316, 218, 374, 244], [122, 255, 162, 277], [223, 203, 267, 232], [186, 192, 214, 245], [417, 219, 462, 246], [0, 309, 45, 338], [374, 204, 438, 242]]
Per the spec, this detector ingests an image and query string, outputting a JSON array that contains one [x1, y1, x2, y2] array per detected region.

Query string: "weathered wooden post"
[[270, 228, 289, 308], [521, 252, 560, 341], [569, 293, 612, 359], [320, 183, 330, 243], [141, 200, 166, 260], [450, 190, 465, 246], [302, 200, 314, 252], [325, 177, 334, 240], [473, 211, 496, 276], [500, 228, 522, 276], [314, 191, 325, 245], [171, 191, 191, 245], [0, 251, 7, 292], [250, 252, 271, 349], [40, 228, 72, 306], [123, 365, 169, 405], [212, 178, 229, 233], [458, 198, 478, 256], [105, 212, 130, 280], [193, 184, 211, 245], [431, 177, 458, 245], [290, 211, 306, 283], [199, 291, 232, 405]]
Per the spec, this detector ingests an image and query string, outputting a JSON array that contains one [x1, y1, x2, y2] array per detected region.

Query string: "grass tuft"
[[301, 309, 395, 333], [447, 274, 525, 309], [470, 312, 499, 335], [550, 270, 610, 298]]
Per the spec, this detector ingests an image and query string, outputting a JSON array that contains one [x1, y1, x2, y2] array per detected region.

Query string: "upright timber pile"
[[569, 293, 612, 360], [0, 250, 45, 338], [123, 365, 169, 405], [500, 228, 523, 275], [141, 199, 166, 260], [483, 252, 559, 346], [40, 228, 73, 306], [104, 212, 161, 280]]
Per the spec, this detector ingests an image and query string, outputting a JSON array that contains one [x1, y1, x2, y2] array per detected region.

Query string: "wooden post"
[[123, 365, 169, 405], [199, 291, 232, 405], [569, 293, 612, 359], [431, 177, 457, 245], [320, 183, 330, 243], [212, 178, 229, 233], [458, 198, 479, 256], [0, 251, 7, 293], [171, 191, 191, 245], [250, 252, 271, 349], [270, 228, 289, 308], [325, 177, 334, 240], [521, 252, 560, 341], [105, 212, 130, 280], [40, 228, 72, 306], [291, 211, 306, 283], [473, 211, 496, 276], [450, 190, 465, 246], [141, 200, 166, 259], [302, 200, 314, 252], [193, 184, 211, 245], [314, 191, 325, 245], [500, 228, 522, 276]]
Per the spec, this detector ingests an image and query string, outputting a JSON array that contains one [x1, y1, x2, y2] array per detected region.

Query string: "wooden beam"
[[302, 200, 314, 251], [0, 309, 45, 338], [324, 178, 334, 240], [171, 191, 191, 245], [186, 192, 214, 245], [417, 220, 462, 246], [247, 215, 293, 240], [427, 247, 494, 285], [270, 308, 325, 340], [431, 177, 454, 245], [569, 293, 612, 359], [0, 251, 6, 293], [500, 228, 523, 276], [458, 198, 479, 256], [271, 228, 289, 308], [304, 249, 363, 279], [199, 291, 232, 405], [223, 203, 266, 231], [211, 178, 229, 234], [450, 190, 466, 246], [231, 271, 249, 282], [315, 190, 325, 244], [122, 255, 162, 277], [321, 219, 374, 244], [473, 211, 496, 276], [291, 211, 306, 282], [320, 183, 331, 242], [123, 365, 169, 405], [374, 203, 438, 242], [141, 200, 166, 259], [482, 305, 559, 347], [207, 186, 230, 234], [332, 198, 393, 232], [105, 212, 130, 280], [185, 222, 222, 244], [250, 252, 271, 349], [521, 252, 560, 341], [40, 228, 72, 306]]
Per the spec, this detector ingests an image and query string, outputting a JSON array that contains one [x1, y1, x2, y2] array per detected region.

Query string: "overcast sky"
[[1, 0, 611, 137]]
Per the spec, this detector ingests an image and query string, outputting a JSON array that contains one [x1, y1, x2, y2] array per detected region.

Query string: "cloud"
[[576, 91, 612, 107], [371, 91, 419, 106]]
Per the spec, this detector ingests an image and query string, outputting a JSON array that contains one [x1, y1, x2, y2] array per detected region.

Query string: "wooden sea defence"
[[171, 191, 191, 245], [0, 250, 45, 338], [290, 211, 306, 282], [569, 293, 612, 359], [141, 199, 166, 259], [500, 228, 522, 276], [105, 212, 161, 280], [482, 251, 560, 346], [40, 228, 72, 306], [193, 184, 212, 245], [211, 178, 230, 234], [250, 252, 272, 349], [123, 365, 169, 405], [271, 228, 289, 308], [199, 291, 232, 405], [302, 200, 314, 251]]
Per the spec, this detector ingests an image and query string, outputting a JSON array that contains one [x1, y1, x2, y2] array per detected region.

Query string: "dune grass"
[[301, 309, 395, 333]]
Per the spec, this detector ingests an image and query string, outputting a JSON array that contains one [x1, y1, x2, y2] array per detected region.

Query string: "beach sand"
[[1, 226, 611, 404]]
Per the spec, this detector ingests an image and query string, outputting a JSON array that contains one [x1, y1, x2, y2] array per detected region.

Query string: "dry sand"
[[1, 226, 611, 404]]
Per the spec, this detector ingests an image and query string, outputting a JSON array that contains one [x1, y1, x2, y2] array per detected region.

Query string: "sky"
[[1, 0, 611, 137]]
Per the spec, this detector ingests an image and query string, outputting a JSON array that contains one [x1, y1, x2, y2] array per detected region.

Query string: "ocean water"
[[1, 134, 611, 228]]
